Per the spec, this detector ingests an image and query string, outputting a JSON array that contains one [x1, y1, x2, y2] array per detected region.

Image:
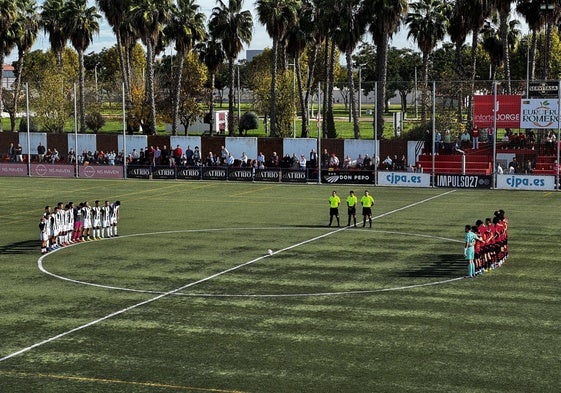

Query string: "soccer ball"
[[266, 249, 273, 256]]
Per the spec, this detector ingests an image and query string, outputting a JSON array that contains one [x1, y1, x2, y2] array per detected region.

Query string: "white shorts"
[[40, 232, 48, 241], [93, 219, 101, 228], [83, 220, 92, 229]]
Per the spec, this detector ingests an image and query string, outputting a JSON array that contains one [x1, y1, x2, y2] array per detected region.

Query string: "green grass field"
[[0, 178, 560, 392]]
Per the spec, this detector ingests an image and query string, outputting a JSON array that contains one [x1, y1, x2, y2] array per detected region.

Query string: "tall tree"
[[41, 0, 68, 67], [333, 0, 365, 139], [95, 0, 134, 114], [197, 37, 225, 135], [129, 0, 172, 134], [448, 1, 468, 122], [255, 0, 300, 137], [462, 0, 492, 124], [515, 0, 543, 82], [164, 0, 206, 136], [362, 0, 408, 139], [10, 0, 40, 132], [63, 0, 100, 133], [492, 0, 513, 92], [0, 0, 18, 132], [406, 0, 450, 123], [209, 0, 253, 136]]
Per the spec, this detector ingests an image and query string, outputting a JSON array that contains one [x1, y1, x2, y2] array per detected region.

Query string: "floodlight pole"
[[26, 83, 31, 176], [492, 82, 498, 189], [557, 80, 560, 190]]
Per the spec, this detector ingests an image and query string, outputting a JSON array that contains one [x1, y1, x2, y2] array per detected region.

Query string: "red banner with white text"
[[473, 95, 521, 128]]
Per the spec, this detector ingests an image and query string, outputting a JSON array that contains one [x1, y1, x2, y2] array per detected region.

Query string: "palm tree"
[[95, 0, 134, 108], [0, 0, 18, 132], [255, 0, 300, 137], [285, 0, 316, 138], [516, 0, 543, 82], [492, 0, 513, 93], [406, 0, 450, 123], [41, 0, 67, 67], [10, 0, 40, 132], [165, 0, 206, 136], [333, 0, 365, 139], [461, 0, 492, 124], [129, 0, 172, 134], [63, 0, 100, 133], [197, 37, 225, 135], [448, 0, 469, 122], [209, 0, 253, 136], [362, 0, 408, 138]]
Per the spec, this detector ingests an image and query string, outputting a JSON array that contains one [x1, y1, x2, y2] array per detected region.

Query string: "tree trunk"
[[421, 53, 429, 124], [228, 57, 235, 136], [302, 42, 319, 138], [455, 41, 463, 123], [171, 51, 185, 136], [11, 50, 26, 132], [269, 38, 278, 137], [499, 10, 511, 93], [209, 72, 215, 135], [530, 31, 537, 81], [325, 38, 337, 138], [468, 30, 479, 125], [0, 53, 4, 132], [146, 40, 157, 134], [375, 34, 389, 139]]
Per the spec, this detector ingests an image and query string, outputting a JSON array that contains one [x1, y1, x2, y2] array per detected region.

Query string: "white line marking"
[[1, 190, 457, 363]]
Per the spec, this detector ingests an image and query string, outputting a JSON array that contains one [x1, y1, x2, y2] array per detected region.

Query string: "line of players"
[[39, 200, 121, 254], [465, 209, 508, 277]]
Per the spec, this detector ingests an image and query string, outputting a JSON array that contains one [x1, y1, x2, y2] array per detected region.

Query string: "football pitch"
[[0, 177, 560, 393]]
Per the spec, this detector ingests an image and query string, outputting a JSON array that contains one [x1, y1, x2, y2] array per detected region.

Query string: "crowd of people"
[[39, 200, 121, 254], [464, 209, 508, 278]]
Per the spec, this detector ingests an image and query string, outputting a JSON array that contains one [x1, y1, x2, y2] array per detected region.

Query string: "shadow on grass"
[[0, 239, 38, 255], [394, 253, 466, 278]]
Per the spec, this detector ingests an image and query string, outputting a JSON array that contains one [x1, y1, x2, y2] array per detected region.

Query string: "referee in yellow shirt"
[[328, 190, 341, 227], [360, 190, 375, 228], [346, 190, 358, 227]]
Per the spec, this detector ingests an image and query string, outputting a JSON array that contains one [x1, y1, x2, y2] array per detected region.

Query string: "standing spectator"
[[321, 148, 329, 167], [460, 129, 471, 149], [424, 129, 432, 155], [220, 145, 229, 164], [309, 149, 318, 168], [107, 151, 116, 166], [185, 146, 194, 165], [8, 142, 15, 162], [257, 152, 265, 167], [161, 145, 169, 165], [471, 124, 480, 149], [360, 190, 375, 228], [37, 142, 46, 162], [173, 145, 183, 166], [154, 146, 161, 165], [443, 129, 452, 154], [434, 129, 442, 155], [328, 190, 341, 227], [346, 190, 357, 227], [356, 154, 364, 168], [15, 144, 23, 162]]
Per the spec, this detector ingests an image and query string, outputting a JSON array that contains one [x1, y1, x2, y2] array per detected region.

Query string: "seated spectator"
[[281, 154, 292, 168], [257, 152, 265, 167], [51, 148, 60, 163], [355, 154, 364, 168], [342, 155, 351, 169], [291, 154, 299, 169], [240, 152, 248, 167], [193, 146, 201, 165], [363, 154, 372, 169], [328, 153, 340, 168], [206, 152, 215, 166], [270, 152, 279, 167], [67, 149, 76, 164], [382, 155, 392, 170], [299, 154, 307, 170], [225, 153, 234, 166], [508, 157, 518, 174]]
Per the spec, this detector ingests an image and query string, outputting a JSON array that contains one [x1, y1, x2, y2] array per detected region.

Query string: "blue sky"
[[7, 0, 417, 63], [7, 0, 527, 64]]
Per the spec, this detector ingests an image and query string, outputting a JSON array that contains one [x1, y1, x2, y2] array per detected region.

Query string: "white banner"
[[496, 174, 556, 190], [378, 172, 431, 187], [520, 99, 560, 129]]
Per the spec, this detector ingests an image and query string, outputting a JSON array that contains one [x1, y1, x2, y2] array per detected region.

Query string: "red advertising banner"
[[0, 163, 28, 177], [473, 95, 521, 128], [30, 163, 75, 177], [79, 165, 123, 179]]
